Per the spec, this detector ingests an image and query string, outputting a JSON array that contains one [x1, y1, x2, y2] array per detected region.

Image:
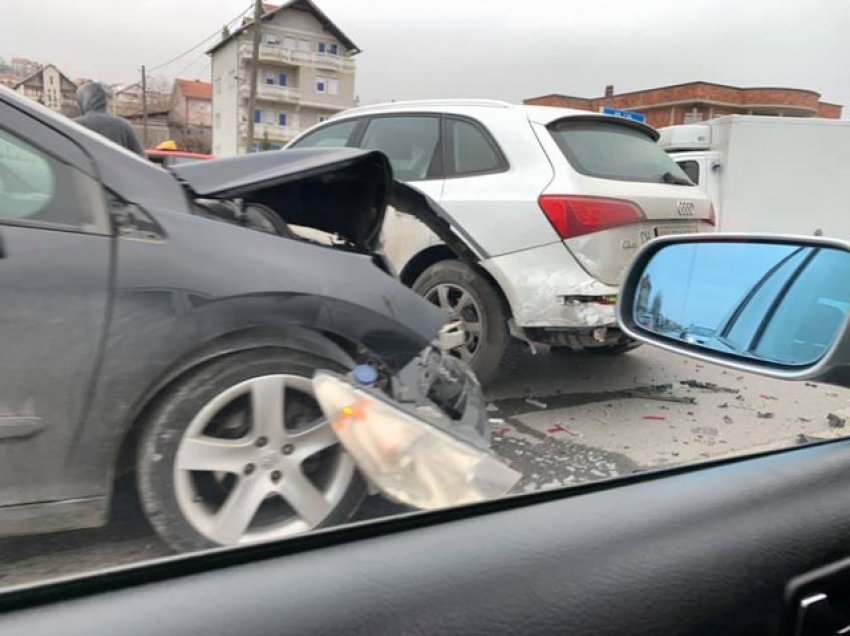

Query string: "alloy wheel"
[[173, 374, 355, 546], [425, 283, 484, 362]]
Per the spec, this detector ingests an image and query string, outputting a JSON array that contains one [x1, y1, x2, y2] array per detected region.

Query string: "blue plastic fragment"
[[353, 364, 379, 385]]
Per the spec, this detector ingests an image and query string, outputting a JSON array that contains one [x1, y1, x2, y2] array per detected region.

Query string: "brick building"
[[168, 79, 213, 152], [525, 81, 843, 128]]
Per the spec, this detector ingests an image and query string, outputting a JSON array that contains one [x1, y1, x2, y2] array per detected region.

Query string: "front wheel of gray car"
[[136, 348, 366, 553], [413, 260, 514, 386]]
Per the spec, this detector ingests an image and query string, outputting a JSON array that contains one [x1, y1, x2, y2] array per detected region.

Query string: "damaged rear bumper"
[[480, 242, 620, 329]]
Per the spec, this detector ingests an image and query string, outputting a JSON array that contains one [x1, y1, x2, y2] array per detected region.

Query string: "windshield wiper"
[[661, 171, 694, 186]]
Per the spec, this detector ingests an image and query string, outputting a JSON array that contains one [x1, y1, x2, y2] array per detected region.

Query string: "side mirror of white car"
[[618, 235, 850, 387]]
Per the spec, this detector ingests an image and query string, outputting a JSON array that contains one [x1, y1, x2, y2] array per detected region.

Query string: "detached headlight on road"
[[312, 371, 521, 510]]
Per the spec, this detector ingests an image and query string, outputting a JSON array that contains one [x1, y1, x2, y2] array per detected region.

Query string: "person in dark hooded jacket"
[[74, 82, 145, 156]]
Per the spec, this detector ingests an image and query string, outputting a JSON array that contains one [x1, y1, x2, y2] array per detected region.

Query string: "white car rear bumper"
[[480, 242, 619, 329]]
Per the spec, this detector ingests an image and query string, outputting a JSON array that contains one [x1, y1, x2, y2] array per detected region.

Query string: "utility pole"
[[141, 65, 149, 147], [244, 0, 263, 153]]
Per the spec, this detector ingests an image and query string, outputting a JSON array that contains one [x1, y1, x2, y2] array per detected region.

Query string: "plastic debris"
[[524, 397, 547, 409], [679, 379, 739, 393], [643, 415, 666, 421], [759, 394, 778, 401], [828, 413, 847, 428], [757, 412, 775, 419]]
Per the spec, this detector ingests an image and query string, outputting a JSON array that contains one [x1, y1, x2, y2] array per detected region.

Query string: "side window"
[[290, 120, 358, 148], [0, 127, 103, 232], [448, 118, 505, 176], [677, 160, 700, 185], [360, 116, 440, 181]]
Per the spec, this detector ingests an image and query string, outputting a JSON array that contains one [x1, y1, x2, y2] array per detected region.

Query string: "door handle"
[[788, 556, 850, 636]]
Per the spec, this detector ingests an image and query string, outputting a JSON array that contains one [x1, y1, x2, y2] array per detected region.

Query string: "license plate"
[[655, 225, 698, 237]]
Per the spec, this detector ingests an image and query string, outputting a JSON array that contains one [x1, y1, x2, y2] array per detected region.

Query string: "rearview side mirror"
[[618, 235, 850, 388]]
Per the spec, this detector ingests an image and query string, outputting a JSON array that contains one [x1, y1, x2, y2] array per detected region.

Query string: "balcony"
[[240, 83, 301, 104], [240, 43, 356, 72], [239, 121, 299, 143]]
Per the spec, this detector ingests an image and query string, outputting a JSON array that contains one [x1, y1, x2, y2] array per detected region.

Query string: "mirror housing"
[[618, 234, 850, 388]]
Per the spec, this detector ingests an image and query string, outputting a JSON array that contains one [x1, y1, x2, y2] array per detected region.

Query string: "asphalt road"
[[3, 345, 850, 589]]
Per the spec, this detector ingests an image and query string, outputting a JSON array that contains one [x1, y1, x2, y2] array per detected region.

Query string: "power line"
[[171, 49, 211, 80], [147, 2, 253, 73]]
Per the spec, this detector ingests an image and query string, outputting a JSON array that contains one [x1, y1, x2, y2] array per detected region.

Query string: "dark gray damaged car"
[[0, 87, 487, 551]]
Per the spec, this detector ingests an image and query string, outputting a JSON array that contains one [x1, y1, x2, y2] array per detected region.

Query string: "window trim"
[[442, 115, 509, 179], [289, 117, 367, 149], [0, 121, 111, 236], [356, 112, 444, 183]]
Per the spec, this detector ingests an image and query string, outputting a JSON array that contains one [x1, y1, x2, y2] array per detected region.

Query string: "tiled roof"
[[175, 78, 212, 101]]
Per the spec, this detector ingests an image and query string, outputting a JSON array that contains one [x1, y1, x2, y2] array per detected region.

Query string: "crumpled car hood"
[[172, 148, 391, 251], [172, 147, 482, 259]]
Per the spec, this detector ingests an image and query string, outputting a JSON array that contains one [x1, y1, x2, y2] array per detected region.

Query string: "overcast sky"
[[2, 0, 847, 113]]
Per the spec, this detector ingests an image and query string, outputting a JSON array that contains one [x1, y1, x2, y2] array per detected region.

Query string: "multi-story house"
[[208, 0, 359, 156], [13, 64, 78, 116]]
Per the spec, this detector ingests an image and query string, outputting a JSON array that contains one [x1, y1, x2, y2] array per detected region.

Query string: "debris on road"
[[826, 391, 839, 398], [643, 415, 666, 421], [757, 412, 775, 419], [798, 417, 812, 423], [718, 402, 729, 409], [759, 394, 778, 401], [546, 424, 582, 438], [692, 426, 719, 437], [627, 390, 696, 404], [723, 415, 733, 424], [525, 397, 547, 409], [680, 379, 739, 393], [828, 413, 847, 428]]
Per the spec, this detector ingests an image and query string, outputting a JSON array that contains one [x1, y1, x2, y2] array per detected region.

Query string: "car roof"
[[335, 99, 599, 123], [326, 99, 658, 139]]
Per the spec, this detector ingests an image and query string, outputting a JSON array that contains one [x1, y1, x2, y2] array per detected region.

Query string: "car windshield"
[[0, 0, 847, 595]]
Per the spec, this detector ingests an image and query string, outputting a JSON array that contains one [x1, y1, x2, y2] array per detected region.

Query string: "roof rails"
[[342, 98, 514, 115]]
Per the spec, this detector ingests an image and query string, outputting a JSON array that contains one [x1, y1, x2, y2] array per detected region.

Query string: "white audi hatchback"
[[289, 100, 714, 384]]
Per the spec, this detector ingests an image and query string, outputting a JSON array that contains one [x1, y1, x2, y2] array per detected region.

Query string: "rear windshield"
[[548, 120, 693, 184]]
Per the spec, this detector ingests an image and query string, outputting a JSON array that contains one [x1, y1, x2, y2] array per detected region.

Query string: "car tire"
[[136, 348, 366, 553], [412, 260, 515, 385]]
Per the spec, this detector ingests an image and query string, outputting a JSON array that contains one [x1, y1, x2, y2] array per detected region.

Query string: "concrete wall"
[[212, 38, 240, 156]]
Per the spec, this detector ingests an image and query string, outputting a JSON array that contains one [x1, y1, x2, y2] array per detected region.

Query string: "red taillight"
[[538, 195, 645, 240]]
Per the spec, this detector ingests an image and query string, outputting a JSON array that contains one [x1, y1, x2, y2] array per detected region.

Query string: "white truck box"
[[659, 115, 850, 236]]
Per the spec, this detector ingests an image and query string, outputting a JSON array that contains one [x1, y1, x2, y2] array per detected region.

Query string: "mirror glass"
[[632, 242, 850, 367]]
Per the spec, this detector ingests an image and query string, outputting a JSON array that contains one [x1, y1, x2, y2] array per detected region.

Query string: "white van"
[[290, 100, 713, 383], [659, 115, 850, 235]]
